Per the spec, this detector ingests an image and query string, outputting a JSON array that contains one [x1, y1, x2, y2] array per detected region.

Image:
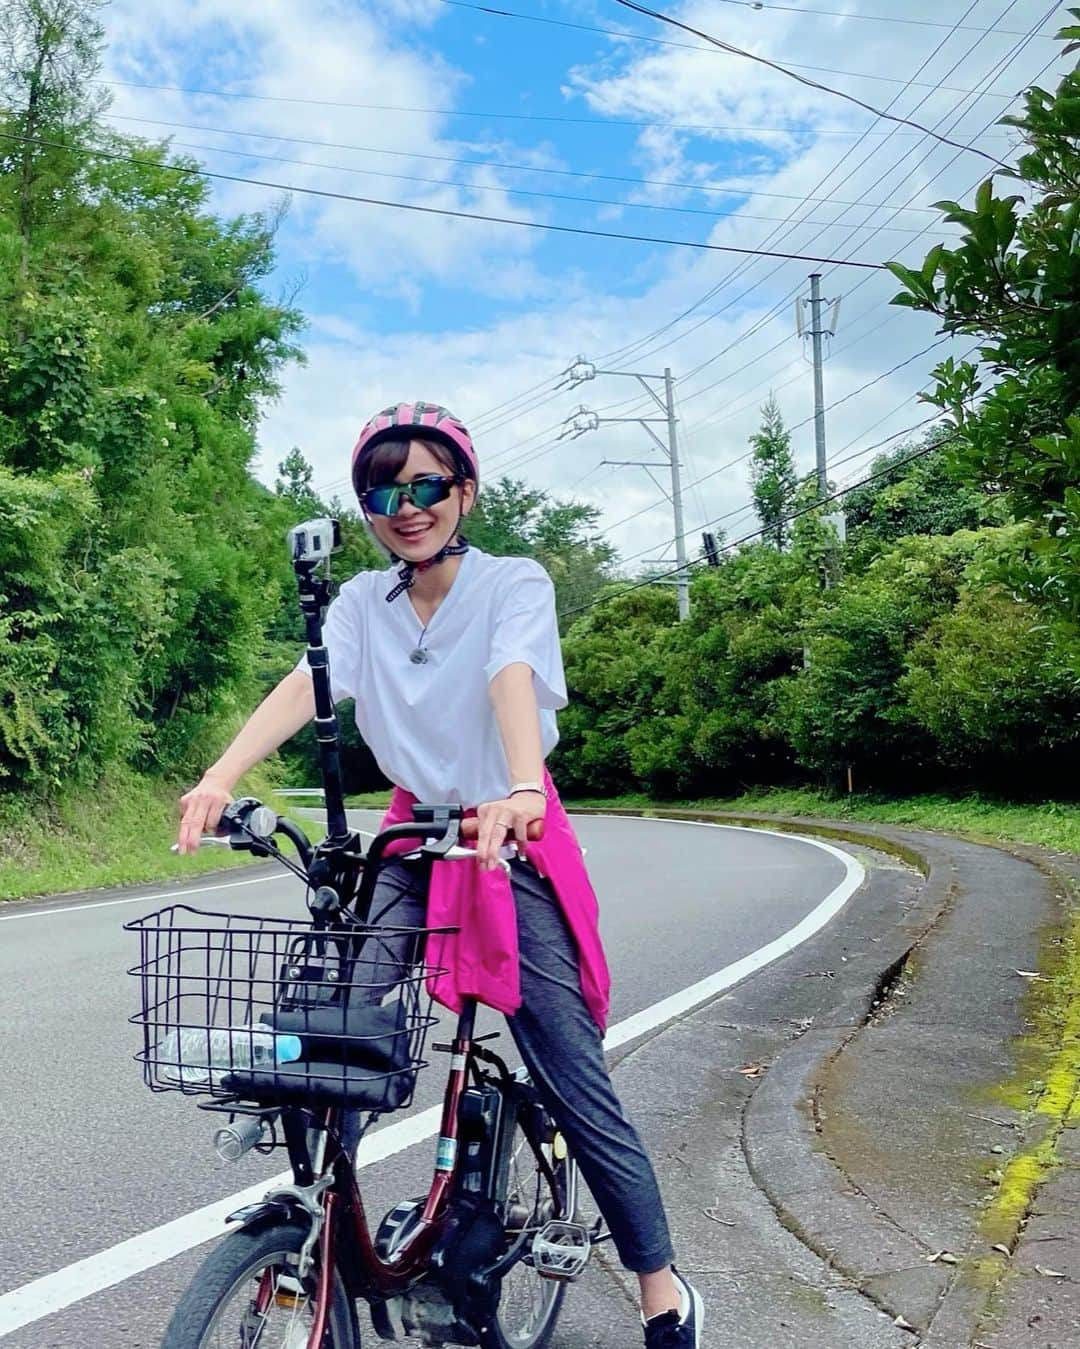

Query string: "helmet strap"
[[385, 516, 470, 603]]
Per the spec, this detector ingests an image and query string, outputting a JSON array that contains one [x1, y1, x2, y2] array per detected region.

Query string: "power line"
[[610, 0, 1018, 165], [102, 112, 943, 215], [539, 0, 997, 448], [369, 3, 1057, 446], [437, 0, 1043, 66], [571, 0, 995, 381], [558, 420, 954, 620], [97, 77, 1008, 138], [596, 333, 952, 548], [111, 131, 936, 237], [691, 0, 1049, 33], [631, 0, 1048, 419], [438, 0, 1016, 435], [0, 129, 888, 268], [432, 13, 1055, 506], [632, 333, 982, 575], [331, 9, 1057, 481]]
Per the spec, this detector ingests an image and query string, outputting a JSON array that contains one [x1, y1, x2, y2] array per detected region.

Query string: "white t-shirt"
[[294, 548, 567, 805]]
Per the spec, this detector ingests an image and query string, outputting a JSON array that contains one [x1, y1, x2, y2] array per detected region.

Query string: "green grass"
[[344, 792, 394, 810], [565, 788, 1080, 856], [0, 765, 308, 903]]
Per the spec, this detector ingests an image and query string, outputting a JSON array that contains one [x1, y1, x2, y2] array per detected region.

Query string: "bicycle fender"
[[225, 1198, 300, 1231]]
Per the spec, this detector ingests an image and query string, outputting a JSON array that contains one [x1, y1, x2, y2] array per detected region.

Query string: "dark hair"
[[352, 435, 472, 497]]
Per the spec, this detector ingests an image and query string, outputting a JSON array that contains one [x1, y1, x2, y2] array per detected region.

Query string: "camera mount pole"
[[294, 556, 349, 841]]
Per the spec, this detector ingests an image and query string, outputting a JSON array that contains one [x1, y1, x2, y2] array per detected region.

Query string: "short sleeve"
[[293, 588, 360, 705], [484, 563, 568, 710]]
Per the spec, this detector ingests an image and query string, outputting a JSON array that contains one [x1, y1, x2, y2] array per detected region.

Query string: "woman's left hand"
[[474, 792, 546, 870]]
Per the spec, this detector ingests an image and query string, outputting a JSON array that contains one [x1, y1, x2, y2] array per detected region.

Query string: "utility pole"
[[797, 274, 841, 499], [664, 367, 689, 622], [808, 273, 829, 500], [560, 357, 690, 620], [797, 275, 843, 586]]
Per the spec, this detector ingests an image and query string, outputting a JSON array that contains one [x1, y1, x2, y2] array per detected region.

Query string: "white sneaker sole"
[[687, 1282, 704, 1346]]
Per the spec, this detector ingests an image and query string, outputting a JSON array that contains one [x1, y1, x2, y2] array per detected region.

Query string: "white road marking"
[[601, 825, 864, 1049], [0, 822, 863, 1336], [0, 874, 274, 922]]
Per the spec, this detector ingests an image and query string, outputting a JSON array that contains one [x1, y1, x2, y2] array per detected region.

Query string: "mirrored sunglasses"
[[360, 473, 462, 517]]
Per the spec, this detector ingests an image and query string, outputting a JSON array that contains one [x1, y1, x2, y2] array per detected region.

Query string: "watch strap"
[[509, 781, 548, 799]]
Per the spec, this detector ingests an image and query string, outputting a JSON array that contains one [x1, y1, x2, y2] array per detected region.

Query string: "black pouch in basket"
[[259, 1000, 410, 1074], [220, 932, 421, 1110]]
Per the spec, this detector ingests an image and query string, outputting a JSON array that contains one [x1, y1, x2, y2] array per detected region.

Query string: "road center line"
[[0, 823, 863, 1336]]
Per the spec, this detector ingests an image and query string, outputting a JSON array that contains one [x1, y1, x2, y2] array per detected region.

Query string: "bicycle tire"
[[487, 1105, 579, 1349], [161, 1219, 358, 1349]]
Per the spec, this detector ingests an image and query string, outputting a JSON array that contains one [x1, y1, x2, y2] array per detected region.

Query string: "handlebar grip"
[[461, 817, 545, 842]]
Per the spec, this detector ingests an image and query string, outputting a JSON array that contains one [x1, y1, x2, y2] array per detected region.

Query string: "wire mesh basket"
[[125, 904, 448, 1113]]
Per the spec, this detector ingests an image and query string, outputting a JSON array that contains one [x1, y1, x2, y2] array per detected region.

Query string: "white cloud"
[[102, 0, 544, 291], [97, 0, 1068, 571]]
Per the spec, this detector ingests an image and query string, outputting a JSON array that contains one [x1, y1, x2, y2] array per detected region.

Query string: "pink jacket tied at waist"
[[378, 770, 611, 1032]]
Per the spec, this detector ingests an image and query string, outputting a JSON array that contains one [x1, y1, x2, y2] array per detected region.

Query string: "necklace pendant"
[[410, 648, 429, 665]]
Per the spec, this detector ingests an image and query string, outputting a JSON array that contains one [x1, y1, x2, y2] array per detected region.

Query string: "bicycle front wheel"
[[161, 1220, 358, 1349], [490, 1109, 580, 1349]]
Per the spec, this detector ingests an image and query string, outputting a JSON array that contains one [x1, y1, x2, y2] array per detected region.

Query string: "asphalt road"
[[0, 811, 852, 1347]]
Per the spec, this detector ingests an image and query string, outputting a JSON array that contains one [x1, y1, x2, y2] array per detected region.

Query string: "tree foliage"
[[887, 11, 1080, 626], [748, 394, 797, 549], [0, 1, 304, 790]]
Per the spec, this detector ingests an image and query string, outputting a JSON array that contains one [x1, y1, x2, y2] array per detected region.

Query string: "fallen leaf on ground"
[[893, 1314, 916, 1330], [992, 1243, 1011, 1257], [1035, 1265, 1067, 1277], [926, 1250, 958, 1265], [737, 1063, 766, 1079], [1014, 969, 1051, 981], [804, 970, 836, 979]]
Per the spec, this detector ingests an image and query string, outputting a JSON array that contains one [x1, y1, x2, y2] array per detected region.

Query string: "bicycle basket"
[[125, 904, 447, 1113]]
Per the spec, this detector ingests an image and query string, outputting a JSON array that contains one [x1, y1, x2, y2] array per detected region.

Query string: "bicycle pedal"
[[530, 1220, 592, 1282]]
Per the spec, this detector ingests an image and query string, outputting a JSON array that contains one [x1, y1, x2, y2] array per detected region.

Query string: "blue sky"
[[99, 0, 1070, 565]]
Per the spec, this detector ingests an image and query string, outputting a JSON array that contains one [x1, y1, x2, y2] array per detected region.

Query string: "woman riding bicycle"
[[177, 400, 703, 1349]]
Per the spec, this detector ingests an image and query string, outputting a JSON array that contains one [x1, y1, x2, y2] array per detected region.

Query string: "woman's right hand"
[[177, 775, 234, 855]]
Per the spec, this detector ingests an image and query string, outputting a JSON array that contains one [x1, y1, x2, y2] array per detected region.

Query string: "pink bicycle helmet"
[[351, 401, 478, 486]]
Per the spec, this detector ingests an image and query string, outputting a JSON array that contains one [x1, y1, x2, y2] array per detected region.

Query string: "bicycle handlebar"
[[461, 817, 545, 842], [175, 796, 544, 927]]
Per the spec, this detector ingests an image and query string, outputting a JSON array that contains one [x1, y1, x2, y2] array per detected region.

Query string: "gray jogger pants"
[[364, 855, 676, 1274]]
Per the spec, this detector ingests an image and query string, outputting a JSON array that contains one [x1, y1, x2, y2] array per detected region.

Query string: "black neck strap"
[[386, 535, 470, 603]]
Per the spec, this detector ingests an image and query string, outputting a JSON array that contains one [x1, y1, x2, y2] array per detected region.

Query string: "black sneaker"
[[643, 1270, 702, 1348]]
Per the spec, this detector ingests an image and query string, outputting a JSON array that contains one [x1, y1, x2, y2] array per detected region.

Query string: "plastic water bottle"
[[155, 1025, 303, 1086]]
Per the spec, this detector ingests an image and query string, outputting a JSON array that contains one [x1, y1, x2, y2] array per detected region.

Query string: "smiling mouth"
[[393, 523, 434, 541]]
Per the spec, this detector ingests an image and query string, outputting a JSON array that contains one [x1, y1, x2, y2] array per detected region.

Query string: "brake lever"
[[170, 837, 230, 852], [400, 843, 516, 874]]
